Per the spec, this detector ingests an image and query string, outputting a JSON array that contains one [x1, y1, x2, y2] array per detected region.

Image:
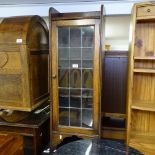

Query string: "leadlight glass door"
[[52, 19, 101, 134]]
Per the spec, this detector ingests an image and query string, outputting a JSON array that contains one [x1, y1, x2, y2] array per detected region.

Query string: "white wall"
[[0, 1, 135, 17], [105, 15, 130, 51], [43, 15, 131, 51], [0, 15, 131, 51], [0, 1, 132, 51]]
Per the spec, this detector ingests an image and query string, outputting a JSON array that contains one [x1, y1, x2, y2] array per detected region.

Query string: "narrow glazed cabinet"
[[127, 2, 155, 155], [0, 16, 49, 111], [50, 7, 104, 147]]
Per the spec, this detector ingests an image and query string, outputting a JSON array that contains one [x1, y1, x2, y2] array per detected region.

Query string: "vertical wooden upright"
[[49, 6, 105, 147], [127, 2, 155, 155]]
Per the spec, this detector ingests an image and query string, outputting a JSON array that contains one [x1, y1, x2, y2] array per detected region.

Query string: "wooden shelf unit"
[[132, 100, 155, 111], [127, 2, 155, 155], [134, 56, 155, 60], [133, 68, 155, 73]]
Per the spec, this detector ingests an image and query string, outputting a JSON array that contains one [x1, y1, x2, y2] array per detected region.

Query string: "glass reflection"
[[82, 109, 93, 128], [82, 48, 93, 60], [70, 48, 81, 60], [59, 48, 69, 60], [82, 27, 94, 47], [70, 69, 81, 88], [82, 60, 93, 68], [59, 69, 69, 87], [58, 26, 94, 128], [59, 88, 69, 107], [70, 97, 81, 108], [70, 108, 81, 127], [58, 28, 69, 47], [82, 98, 92, 108], [70, 28, 81, 47], [59, 108, 69, 126], [82, 69, 93, 88]]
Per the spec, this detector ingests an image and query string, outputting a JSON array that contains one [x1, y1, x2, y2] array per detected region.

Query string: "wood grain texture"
[[50, 6, 104, 147], [0, 135, 23, 155], [127, 2, 155, 154], [0, 16, 49, 111], [102, 51, 128, 114]]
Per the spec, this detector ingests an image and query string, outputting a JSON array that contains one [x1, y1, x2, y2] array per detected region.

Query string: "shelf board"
[[58, 67, 93, 69], [130, 131, 155, 144], [134, 56, 155, 60], [103, 112, 126, 118], [102, 126, 126, 131], [59, 95, 92, 98], [59, 59, 93, 61], [130, 131, 155, 152], [131, 130, 155, 137], [132, 100, 155, 112], [137, 16, 155, 21], [133, 68, 155, 73]]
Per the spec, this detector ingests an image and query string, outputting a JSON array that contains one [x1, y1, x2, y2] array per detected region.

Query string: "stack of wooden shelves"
[[127, 2, 155, 155]]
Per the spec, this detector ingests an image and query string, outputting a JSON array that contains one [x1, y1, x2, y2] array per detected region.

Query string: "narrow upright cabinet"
[[127, 2, 155, 154], [49, 7, 104, 147]]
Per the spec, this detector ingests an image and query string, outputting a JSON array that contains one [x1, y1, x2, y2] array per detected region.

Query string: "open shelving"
[[127, 2, 155, 155]]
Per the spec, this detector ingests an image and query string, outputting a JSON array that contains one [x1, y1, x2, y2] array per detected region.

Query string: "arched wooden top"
[[0, 15, 48, 50]]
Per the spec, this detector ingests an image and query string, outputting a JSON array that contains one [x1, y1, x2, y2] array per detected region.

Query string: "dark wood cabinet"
[[102, 51, 128, 114], [0, 103, 50, 155], [101, 51, 128, 140], [49, 6, 105, 147], [0, 16, 49, 111]]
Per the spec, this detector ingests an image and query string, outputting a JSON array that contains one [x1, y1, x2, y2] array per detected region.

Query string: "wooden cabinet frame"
[[127, 2, 155, 154], [49, 6, 104, 147]]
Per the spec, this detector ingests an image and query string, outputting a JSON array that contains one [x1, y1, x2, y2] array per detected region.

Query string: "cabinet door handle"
[[52, 74, 56, 79]]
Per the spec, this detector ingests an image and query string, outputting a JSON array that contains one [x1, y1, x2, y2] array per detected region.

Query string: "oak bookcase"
[[127, 2, 155, 155]]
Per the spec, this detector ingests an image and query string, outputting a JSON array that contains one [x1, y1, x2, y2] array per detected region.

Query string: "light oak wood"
[[134, 56, 155, 60], [127, 2, 155, 154], [132, 100, 155, 111], [0, 16, 49, 111], [137, 5, 155, 17], [133, 68, 155, 73]]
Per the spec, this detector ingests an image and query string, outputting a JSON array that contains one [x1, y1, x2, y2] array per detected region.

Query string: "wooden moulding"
[[50, 10, 101, 21], [0, 16, 49, 111]]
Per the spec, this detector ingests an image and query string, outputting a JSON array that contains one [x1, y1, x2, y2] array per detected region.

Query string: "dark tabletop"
[[50, 139, 143, 155]]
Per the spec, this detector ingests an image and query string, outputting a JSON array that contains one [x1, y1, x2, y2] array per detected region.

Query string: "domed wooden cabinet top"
[[0, 16, 49, 111]]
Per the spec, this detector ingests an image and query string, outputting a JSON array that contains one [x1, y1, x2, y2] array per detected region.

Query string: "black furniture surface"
[[42, 139, 143, 155]]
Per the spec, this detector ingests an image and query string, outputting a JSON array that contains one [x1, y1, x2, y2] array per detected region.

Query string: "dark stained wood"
[[0, 16, 49, 111], [102, 51, 128, 114], [50, 11, 101, 21], [49, 5, 105, 147], [0, 135, 23, 155], [0, 103, 50, 155]]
